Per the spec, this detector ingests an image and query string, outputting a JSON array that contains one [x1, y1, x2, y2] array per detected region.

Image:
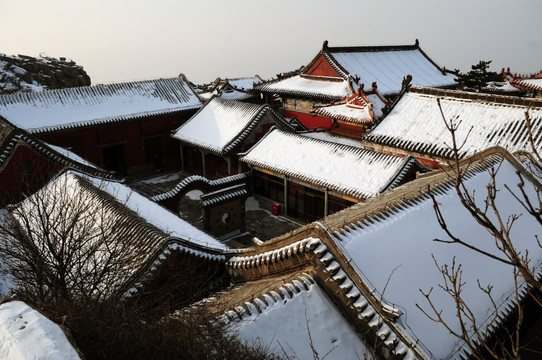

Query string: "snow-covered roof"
[[172, 97, 295, 155], [197, 76, 263, 102], [513, 77, 542, 92], [299, 130, 364, 149], [151, 172, 251, 202], [83, 173, 227, 251], [46, 143, 98, 169], [312, 86, 388, 125], [226, 234, 420, 358], [329, 150, 542, 358], [256, 75, 352, 101], [211, 88, 254, 101], [0, 77, 202, 134], [240, 128, 427, 199], [314, 100, 372, 124], [256, 41, 455, 99], [0, 301, 80, 359], [365, 87, 542, 159], [198, 88, 257, 102], [226, 76, 263, 91], [502, 70, 542, 92], [328, 44, 456, 95], [7, 170, 228, 297], [483, 81, 522, 94], [232, 274, 369, 359]]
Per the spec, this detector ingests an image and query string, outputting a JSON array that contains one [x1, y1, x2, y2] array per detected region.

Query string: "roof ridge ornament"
[[323, 40, 329, 50], [402, 75, 412, 91]]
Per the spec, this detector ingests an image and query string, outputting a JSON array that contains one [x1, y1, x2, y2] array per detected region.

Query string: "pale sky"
[[1, 0, 541, 85]]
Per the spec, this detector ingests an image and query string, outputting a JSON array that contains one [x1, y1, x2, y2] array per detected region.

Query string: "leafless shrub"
[[0, 171, 278, 359]]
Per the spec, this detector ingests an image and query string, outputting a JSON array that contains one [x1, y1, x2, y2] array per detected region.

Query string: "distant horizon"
[[2, 0, 540, 85]]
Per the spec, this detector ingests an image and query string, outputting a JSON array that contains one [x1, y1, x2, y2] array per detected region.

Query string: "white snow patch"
[[245, 196, 262, 212], [0, 301, 80, 359], [185, 190, 203, 201], [236, 284, 369, 359], [139, 172, 183, 185]]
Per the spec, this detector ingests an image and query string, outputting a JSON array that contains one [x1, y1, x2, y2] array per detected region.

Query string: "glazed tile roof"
[[314, 100, 372, 124], [328, 46, 455, 95], [87, 173, 228, 251], [197, 76, 263, 102], [483, 81, 522, 94], [256, 75, 352, 101], [0, 77, 202, 134], [226, 76, 263, 91], [226, 235, 421, 359], [503, 70, 542, 92], [172, 97, 296, 155], [151, 172, 250, 202], [365, 87, 542, 159], [240, 128, 427, 200], [513, 77, 542, 91], [299, 131, 364, 149], [206, 88, 254, 102], [256, 41, 455, 99], [228, 273, 371, 359], [313, 88, 382, 125], [327, 149, 542, 358]]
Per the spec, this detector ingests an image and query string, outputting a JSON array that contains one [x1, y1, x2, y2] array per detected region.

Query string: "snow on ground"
[[244, 196, 262, 212], [0, 301, 80, 359], [139, 172, 183, 185], [236, 283, 369, 359], [185, 190, 203, 201]]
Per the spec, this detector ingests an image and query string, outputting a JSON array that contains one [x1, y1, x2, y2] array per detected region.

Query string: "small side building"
[[240, 128, 429, 222], [172, 96, 297, 178]]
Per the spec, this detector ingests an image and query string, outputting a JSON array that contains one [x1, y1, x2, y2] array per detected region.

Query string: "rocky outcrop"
[[0, 52, 91, 94]]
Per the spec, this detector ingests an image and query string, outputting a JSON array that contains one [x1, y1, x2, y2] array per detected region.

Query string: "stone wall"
[[0, 52, 91, 94]]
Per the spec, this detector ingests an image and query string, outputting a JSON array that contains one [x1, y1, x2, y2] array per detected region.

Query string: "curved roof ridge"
[[409, 86, 542, 108], [326, 40, 420, 53]]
